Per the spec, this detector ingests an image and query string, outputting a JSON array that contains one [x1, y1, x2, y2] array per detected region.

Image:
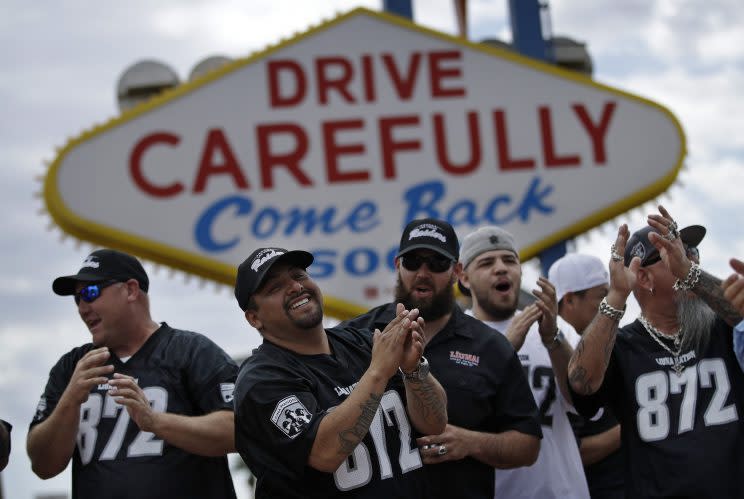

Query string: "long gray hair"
[[675, 292, 717, 354]]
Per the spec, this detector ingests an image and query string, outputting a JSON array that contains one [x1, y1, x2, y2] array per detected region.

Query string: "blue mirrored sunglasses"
[[74, 280, 120, 305]]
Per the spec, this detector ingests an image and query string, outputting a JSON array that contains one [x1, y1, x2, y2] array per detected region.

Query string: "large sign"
[[44, 8, 685, 318]]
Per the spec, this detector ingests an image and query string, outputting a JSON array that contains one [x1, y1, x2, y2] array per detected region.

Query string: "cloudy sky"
[[2, 1, 743, 497]]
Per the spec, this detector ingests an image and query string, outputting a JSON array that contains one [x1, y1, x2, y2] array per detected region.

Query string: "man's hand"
[[61, 347, 113, 406], [533, 277, 558, 342], [417, 424, 470, 463], [647, 205, 691, 280], [722, 258, 744, 315], [505, 303, 541, 351], [370, 306, 419, 379], [108, 373, 157, 432], [608, 224, 638, 301]]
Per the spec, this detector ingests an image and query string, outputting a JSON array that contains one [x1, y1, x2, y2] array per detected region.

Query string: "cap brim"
[[680, 225, 706, 247], [398, 244, 457, 261], [253, 250, 314, 293], [52, 273, 107, 296]]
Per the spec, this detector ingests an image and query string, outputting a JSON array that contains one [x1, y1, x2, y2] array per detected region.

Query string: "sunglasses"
[[643, 245, 699, 267], [400, 254, 453, 273], [74, 280, 120, 305]]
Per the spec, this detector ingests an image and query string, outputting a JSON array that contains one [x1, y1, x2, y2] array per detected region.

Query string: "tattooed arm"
[[569, 224, 634, 396], [308, 307, 421, 472], [308, 369, 388, 472], [694, 270, 742, 327], [403, 374, 447, 435], [568, 305, 621, 396]]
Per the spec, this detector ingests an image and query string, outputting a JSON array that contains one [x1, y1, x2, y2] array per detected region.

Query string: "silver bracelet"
[[673, 262, 701, 291], [543, 329, 564, 352], [599, 297, 625, 321]]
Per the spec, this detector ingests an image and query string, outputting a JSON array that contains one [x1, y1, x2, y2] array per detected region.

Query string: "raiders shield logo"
[[271, 395, 313, 438], [220, 383, 235, 403]]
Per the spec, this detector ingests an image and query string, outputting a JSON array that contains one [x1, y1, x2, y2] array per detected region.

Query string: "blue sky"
[[1, 1, 743, 497]]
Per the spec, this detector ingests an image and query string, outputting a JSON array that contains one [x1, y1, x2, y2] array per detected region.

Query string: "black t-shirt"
[[343, 304, 542, 499], [234, 326, 429, 499], [570, 317, 744, 499], [30, 323, 238, 499], [568, 405, 624, 499], [0, 419, 11, 468]]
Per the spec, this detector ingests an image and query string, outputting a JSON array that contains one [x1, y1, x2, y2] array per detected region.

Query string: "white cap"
[[548, 253, 609, 303]]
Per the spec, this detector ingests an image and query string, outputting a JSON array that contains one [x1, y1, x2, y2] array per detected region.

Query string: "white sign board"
[[44, 8, 685, 318]]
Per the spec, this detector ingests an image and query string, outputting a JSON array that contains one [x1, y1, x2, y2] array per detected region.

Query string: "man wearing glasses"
[[342, 218, 541, 499], [568, 206, 744, 498], [27, 249, 239, 499]]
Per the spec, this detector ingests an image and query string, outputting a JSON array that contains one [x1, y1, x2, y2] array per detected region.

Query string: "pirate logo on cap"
[[629, 241, 646, 262]]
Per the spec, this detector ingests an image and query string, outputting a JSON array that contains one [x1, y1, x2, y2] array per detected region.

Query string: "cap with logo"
[[548, 253, 609, 303], [234, 248, 314, 310], [397, 218, 459, 261], [53, 249, 149, 295], [459, 226, 518, 270], [624, 225, 706, 267], [457, 226, 518, 296]]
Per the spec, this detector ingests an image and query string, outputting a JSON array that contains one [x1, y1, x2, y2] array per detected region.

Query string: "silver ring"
[[437, 444, 447, 456], [662, 231, 677, 241], [667, 220, 680, 239], [610, 244, 623, 262]]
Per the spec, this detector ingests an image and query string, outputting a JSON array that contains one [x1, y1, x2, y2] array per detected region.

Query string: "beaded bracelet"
[[599, 297, 626, 321], [673, 262, 701, 291]]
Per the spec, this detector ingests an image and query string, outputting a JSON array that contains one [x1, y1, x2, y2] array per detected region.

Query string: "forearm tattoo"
[[696, 270, 742, 327], [338, 393, 382, 455], [568, 315, 617, 395], [406, 378, 447, 426]]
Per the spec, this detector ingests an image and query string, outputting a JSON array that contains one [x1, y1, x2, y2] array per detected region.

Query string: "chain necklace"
[[639, 315, 685, 376]]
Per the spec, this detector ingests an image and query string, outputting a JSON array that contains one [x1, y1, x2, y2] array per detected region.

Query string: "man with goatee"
[[343, 218, 541, 499], [568, 206, 744, 499]]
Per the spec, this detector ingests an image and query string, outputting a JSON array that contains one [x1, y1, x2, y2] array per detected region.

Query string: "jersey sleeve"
[[235, 369, 326, 481], [492, 347, 543, 437], [184, 334, 239, 414], [29, 349, 85, 429]]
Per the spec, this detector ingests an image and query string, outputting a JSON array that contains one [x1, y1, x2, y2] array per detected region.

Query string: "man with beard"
[[343, 219, 541, 499], [458, 226, 590, 499], [568, 206, 744, 499], [232, 247, 448, 499]]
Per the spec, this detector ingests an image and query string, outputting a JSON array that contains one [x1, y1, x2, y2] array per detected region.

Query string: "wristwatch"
[[399, 356, 430, 381], [543, 329, 565, 352]]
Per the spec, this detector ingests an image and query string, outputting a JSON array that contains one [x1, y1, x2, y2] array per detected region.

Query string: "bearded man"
[[568, 206, 744, 499], [342, 218, 541, 499]]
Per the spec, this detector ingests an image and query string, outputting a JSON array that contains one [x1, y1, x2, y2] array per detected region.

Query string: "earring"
[[649, 287, 655, 296]]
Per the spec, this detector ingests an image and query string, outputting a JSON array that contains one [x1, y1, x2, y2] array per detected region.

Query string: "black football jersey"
[[234, 326, 429, 499], [343, 304, 542, 499], [570, 317, 744, 499], [30, 323, 238, 499]]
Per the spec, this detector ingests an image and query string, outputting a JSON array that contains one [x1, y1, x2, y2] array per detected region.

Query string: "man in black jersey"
[[28, 249, 238, 499], [342, 219, 541, 499], [232, 247, 448, 499], [568, 206, 744, 499]]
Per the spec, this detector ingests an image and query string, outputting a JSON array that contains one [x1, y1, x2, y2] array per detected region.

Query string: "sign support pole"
[[508, 0, 567, 275]]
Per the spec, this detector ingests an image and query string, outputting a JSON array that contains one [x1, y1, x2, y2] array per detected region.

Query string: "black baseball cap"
[[53, 249, 149, 295], [397, 218, 459, 261], [234, 247, 314, 310], [624, 224, 706, 267]]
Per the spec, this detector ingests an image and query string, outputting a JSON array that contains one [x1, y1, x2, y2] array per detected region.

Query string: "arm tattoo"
[[406, 378, 447, 426], [695, 270, 742, 327], [338, 393, 381, 455], [568, 365, 593, 396]]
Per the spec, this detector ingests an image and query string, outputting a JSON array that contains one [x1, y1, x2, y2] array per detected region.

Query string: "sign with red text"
[[44, 8, 685, 318]]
